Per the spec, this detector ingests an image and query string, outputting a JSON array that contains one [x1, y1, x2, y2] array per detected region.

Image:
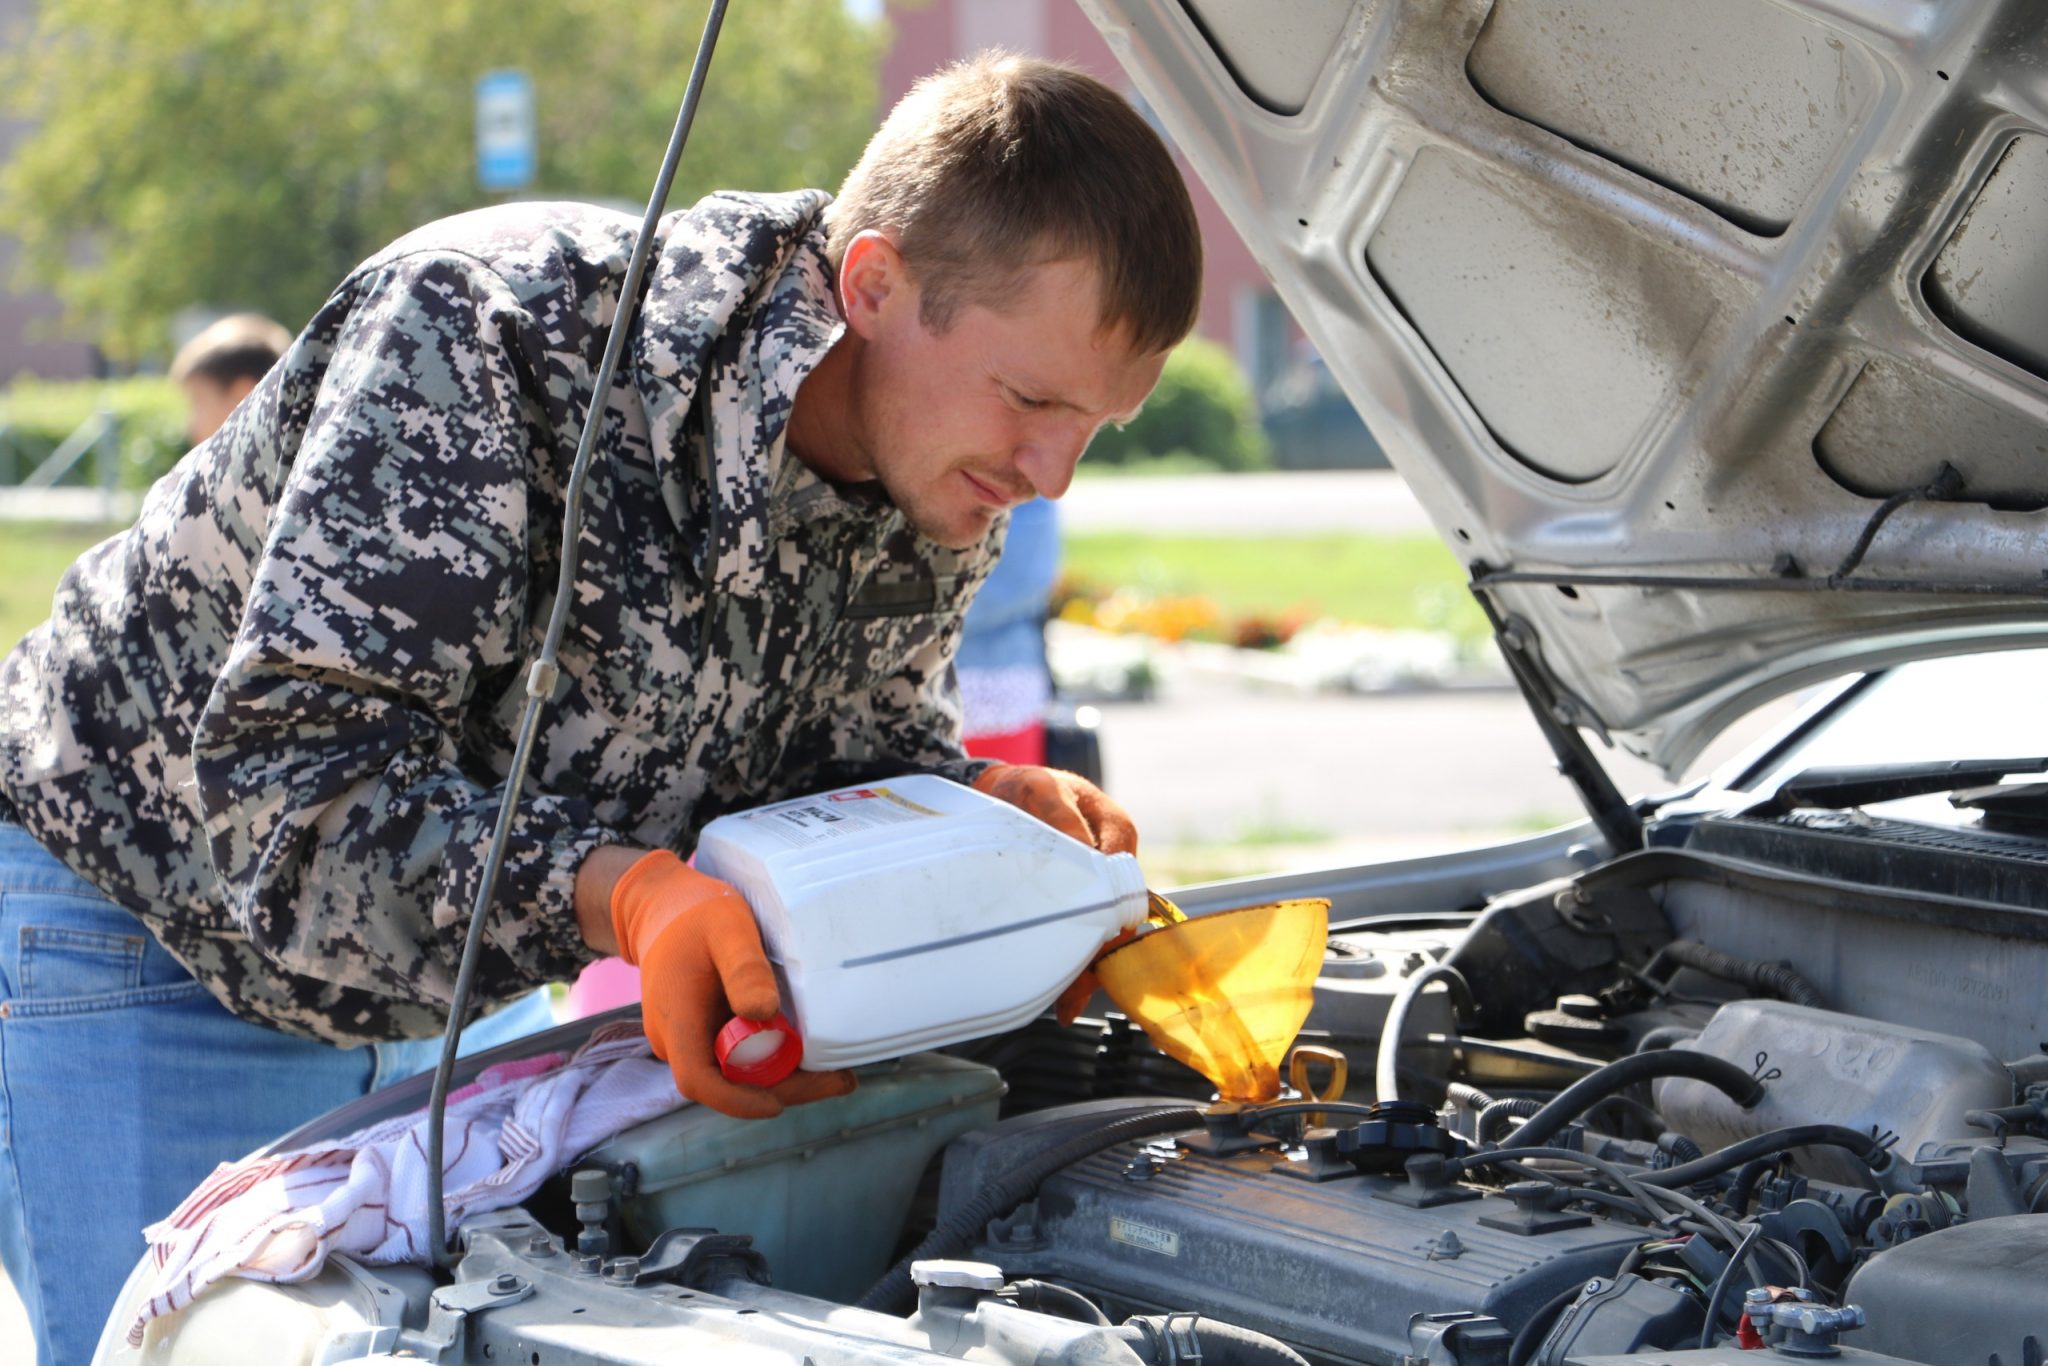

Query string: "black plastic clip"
[[629, 1227, 770, 1289]]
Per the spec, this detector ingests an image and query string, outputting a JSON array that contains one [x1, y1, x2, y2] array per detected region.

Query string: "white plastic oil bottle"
[[692, 774, 1149, 1074]]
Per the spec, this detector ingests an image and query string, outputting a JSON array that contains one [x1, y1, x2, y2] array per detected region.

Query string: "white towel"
[[128, 1021, 683, 1345]]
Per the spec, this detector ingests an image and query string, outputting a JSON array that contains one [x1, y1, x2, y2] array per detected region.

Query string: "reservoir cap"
[[716, 1012, 803, 1087]]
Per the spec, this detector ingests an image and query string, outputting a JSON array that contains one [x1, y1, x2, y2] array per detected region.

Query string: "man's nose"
[[1012, 424, 1091, 501]]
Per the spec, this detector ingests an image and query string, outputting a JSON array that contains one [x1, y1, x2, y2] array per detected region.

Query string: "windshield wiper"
[[1764, 757, 2048, 814]]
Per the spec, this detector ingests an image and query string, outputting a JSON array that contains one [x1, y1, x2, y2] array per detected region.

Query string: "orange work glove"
[[973, 765, 1142, 1024], [972, 764, 1139, 856], [611, 850, 855, 1119]]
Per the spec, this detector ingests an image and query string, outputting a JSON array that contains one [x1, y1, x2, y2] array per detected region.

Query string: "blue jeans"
[[0, 821, 554, 1364]]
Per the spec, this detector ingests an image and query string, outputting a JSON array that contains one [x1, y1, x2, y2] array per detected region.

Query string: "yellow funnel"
[[1095, 899, 1330, 1102]]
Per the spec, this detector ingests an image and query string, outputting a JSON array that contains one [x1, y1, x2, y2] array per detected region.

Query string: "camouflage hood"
[[631, 189, 848, 599]]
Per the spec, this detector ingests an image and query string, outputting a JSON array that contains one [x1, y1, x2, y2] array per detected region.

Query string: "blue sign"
[[476, 70, 536, 193]]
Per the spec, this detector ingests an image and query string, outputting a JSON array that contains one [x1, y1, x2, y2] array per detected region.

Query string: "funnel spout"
[[1095, 899, 1331, 1102]]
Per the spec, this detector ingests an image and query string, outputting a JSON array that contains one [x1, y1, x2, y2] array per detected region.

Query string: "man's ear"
[[227, 375, 261, 405], [838, 230, 912, 340]]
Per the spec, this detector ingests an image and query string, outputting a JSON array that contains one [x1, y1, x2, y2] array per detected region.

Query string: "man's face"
[[837, 245, 1167, 548], [180, 375, 257, 446]]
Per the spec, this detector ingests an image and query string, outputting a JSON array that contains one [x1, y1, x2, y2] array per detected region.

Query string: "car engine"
[[108, 845, 2048, 1365]]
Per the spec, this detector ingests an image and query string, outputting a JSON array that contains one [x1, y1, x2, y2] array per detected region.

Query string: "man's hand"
[[603, 849, 855, 1118], [971, 764, 1138, 855], [971, 765, 1140, 1024]]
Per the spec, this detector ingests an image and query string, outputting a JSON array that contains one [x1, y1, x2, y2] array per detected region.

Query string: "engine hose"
[[857, 1107, 1201, 1315], [1477, 1096, 1544, 1144], [1505, 1050, 1766, 1151], [1659, 1132, 1705, 1164], [1634, 1025, 1699, 1053], [1654, 939, 1826, 1008], [1375, 962, 1470, 1103], [1507, 1282, 1584, 1366], [1446, 1080, 1496, 1112], [1643, 1124, 1890, 1189], [1001, 1279, 1111, 1327], [1586, 1093, 1668, 1138], [1119, 1315, 1312, 1366], [1727, 1155, 1778, 1213]]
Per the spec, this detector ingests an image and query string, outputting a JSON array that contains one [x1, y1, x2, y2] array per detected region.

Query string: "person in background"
[[956, 496, 1061, 766], [168, 312, 293, 444]]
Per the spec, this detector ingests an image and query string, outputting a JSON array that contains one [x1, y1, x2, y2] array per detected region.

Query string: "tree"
[[0, 0, 883, 361]]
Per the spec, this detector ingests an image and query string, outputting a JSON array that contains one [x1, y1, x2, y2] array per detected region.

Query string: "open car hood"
[[1081, 0, 2048, 775]]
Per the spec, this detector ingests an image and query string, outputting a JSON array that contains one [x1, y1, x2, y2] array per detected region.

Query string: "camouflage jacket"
[[0, 191, 998, 1045]]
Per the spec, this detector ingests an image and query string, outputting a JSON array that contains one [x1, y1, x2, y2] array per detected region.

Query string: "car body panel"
[[1079, 0, 2048, 774]]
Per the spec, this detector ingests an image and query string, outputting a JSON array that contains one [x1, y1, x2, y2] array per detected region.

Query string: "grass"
[[1060, 531, 1487, 640], [0, 527, 1488, 660], [0, 523, 119, 654]]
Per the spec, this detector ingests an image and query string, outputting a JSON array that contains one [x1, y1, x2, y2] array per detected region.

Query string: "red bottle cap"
[[714, 1012, 804, 1088]]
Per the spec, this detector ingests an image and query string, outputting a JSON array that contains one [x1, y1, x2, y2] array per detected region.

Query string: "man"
[[168, 311, 294, 444], [0, 52, 1200, 1362]]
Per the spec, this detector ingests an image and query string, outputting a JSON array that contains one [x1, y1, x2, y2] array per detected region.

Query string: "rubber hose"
[[1119, 1315, 1311, 1366], [1506, 1049, 1766, 1151], [1697, 1223, 1763, 1349], [1446, 1080, 1496, 1112], [1727, 1156, 1777, 1213], [1642, 1124, 1889, 1190], [1507, 1283, 1584, 1366], [1659, 1133, 1705, 1164], [1586, 1093, 1668, 1138], [857, 1107, 1200, 1314], [1658, 940, 1825, 1008], [1634, 1025, 1700, 1053], [1477, 1096, 1544, 1144], [1003, 1279, 1111, 1327], [1376, 963, 1469, 1103]]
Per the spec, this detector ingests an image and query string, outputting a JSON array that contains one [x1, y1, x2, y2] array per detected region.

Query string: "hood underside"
[[1081, 0, 2048, 774]]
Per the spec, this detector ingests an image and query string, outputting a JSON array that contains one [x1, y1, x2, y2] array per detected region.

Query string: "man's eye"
[[1007, 387, 1048, 410]]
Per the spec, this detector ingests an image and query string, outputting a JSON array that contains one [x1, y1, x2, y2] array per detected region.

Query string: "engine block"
[[944, 1106, 1645, 1366]]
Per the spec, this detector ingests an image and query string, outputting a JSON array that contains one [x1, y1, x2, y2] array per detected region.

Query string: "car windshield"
[[1745, 647, 2048, 825]]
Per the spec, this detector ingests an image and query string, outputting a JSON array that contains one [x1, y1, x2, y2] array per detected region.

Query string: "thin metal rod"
[[1472, 568, 2048, 597], [426, 0, 732, 1267]]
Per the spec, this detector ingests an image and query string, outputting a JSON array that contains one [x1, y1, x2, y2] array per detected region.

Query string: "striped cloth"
[[127, 1022, 681, 1345]]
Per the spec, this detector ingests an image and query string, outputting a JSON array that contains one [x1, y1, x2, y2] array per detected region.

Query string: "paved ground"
[[1060, 469, 1431, 536], [1100, 674, 1795, 878]]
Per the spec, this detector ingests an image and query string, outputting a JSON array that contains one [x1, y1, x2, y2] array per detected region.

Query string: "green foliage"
[[0, 0, 883, 361], [0, 377, 186, 489], [1083, 337, 1268, 473]]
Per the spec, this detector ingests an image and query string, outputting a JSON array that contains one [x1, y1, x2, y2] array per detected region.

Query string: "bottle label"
[[741, 785, 939, 848]]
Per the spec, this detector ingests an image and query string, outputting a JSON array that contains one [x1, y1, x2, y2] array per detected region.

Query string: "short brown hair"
[[828, 52, 1202, 355], [169, 313, 292, 387]]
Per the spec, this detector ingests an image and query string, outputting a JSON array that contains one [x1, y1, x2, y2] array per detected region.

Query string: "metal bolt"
[[528, 1231, 553, 1255], [606, 1256, 642, 1283], [491, 1273, 523, 1295]]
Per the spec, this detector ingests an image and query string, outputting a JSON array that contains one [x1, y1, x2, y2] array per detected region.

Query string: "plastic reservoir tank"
[[587, 1052, 1005, 1301]]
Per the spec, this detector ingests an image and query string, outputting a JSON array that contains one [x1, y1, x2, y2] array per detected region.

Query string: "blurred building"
[[0, 0, 96, 382]]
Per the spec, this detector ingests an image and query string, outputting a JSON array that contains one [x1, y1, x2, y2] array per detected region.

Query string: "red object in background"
[[966, 722, 1046, 767]]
